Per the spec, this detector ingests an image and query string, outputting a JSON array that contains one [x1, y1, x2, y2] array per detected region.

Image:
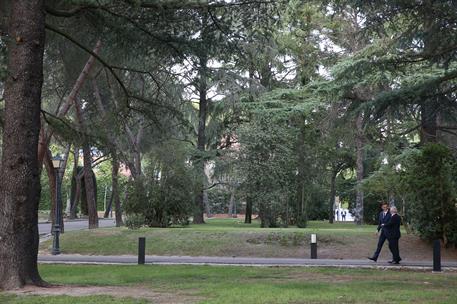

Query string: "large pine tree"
[[0, 0, 47, 289]]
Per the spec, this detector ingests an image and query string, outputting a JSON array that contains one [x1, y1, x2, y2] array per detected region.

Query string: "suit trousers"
[[388, 237, 401, 262], [373, 231, 387, 259]]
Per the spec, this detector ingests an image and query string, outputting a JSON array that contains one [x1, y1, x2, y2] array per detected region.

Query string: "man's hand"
[[375, 231, 379, 236]]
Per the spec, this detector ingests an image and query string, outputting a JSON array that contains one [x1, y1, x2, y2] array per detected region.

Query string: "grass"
[[0, 294, 148, 304], [2, 264, 457, 303], [40, 218, 371, 257], [40, 218, 447, 261]]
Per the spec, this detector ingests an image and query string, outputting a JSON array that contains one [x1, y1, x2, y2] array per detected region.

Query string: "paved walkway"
[[38, 254, 457, 269], [39, 218, 116, 235]]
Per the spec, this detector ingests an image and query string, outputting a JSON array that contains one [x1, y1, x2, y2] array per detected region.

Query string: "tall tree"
[[193, 12, 210, 224], [353, 111, 365, 225], [0, 0, 46, 289]]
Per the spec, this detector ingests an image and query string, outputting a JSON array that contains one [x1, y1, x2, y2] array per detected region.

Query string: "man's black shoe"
[[368, 257, 377, 262], [387, 260, 394, 263]]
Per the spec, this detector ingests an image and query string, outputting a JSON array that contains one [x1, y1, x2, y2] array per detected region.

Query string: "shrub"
[[123, 159, 194, 228], [403, 144, 457, 246], [125, 214, 145, 230]]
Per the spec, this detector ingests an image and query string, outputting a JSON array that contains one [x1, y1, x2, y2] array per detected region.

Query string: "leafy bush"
[[124, 170, 194, 228], [295, 214, 308, 228], [207, 188, 232, 214], [307, 185, 330, 221], [123, 142, 195, 227], [403, 144, 457, 245], [125, 214, 145, 229]]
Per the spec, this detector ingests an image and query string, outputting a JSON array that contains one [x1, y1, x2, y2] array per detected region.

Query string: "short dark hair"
[[381, 202, 389, 206]]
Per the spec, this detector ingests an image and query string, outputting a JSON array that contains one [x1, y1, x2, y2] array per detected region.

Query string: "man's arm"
[[382, 214, 399, 228], [377, 212, 382, 232]]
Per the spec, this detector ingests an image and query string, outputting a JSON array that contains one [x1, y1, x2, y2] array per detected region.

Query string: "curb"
[[37, 255, 457, 270]]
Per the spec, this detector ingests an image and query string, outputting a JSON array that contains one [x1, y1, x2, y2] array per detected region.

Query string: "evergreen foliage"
[[123, 141, 194, 227], [403, 144, 457, 246]]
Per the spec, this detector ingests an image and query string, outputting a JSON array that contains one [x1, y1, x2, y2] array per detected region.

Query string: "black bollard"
[[310, 234, 317, 259], [433, 239, 441, 272], [138, 237, 146, 265]]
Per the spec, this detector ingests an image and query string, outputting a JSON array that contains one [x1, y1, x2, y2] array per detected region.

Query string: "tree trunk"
[[354, 112, 364, 225], [228, 187, 236, 217], [259, 207, 268, 228], [111, 154, 123, 227], [245, 195, 252, 224], [296, 123, 307, 226], [134, 149, 142, 177], [420, 101, 438, 144], [203, 189, 211, 218], [0, 0, 46, 289], [58, 144, 71, 230], [203, 162, 212, 218], [82, 143, 98, 228], [73, 90, 98, 228], [193, 50, 208, 224], [259, 63, 272, 90], [103, 188, 113, 218], [259, 204, 276, 228], [124, 128, 143, 179], [69, 148, 80, 219], [328, 169, 337, 224], [245, 63, 255, 226]]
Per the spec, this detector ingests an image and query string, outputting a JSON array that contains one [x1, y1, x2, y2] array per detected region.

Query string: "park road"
[[38, 218, 116, 235]]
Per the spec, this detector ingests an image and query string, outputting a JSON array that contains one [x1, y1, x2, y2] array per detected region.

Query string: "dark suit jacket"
[[382, 213, 401, 239], [377, 211, 391, 232]]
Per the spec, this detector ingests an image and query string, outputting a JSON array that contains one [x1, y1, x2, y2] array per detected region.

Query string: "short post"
[[433, 239, 441, 272], [310, 234, 317, 259], [138, 237, 146, 265]]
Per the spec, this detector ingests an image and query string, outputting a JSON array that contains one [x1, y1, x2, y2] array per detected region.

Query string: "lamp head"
[[52, 154, 64, 170]]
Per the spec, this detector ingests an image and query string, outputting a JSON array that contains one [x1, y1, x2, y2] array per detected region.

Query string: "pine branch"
[[45, 23, 129, 97], [46, 0, 277, 17], [45, 23, 183, 118]]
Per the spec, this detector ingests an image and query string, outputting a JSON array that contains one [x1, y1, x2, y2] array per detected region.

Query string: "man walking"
[[382, 206, 402, 264], [368, 202, 391, 262]]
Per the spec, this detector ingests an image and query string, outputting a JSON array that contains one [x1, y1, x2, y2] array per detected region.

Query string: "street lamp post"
[[52, 154, 64, 255]]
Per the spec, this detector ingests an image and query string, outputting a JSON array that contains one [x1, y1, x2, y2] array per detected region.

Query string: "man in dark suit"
[[368, 202, 391, 262], [382, 206, 402, 264]]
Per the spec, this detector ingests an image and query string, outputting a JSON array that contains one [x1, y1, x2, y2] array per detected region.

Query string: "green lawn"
[[40, 219, 374, 258], [40, 218, 448, 261], [0, 295, 147, 304], [2, 264, 457, 303]]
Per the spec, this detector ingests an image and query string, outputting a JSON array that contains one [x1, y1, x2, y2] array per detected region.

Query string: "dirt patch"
[[297, 234, 457, 261], [245, 232, 344, 247], [8, 285, 201, 304], [184, 231, 457, 261]]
